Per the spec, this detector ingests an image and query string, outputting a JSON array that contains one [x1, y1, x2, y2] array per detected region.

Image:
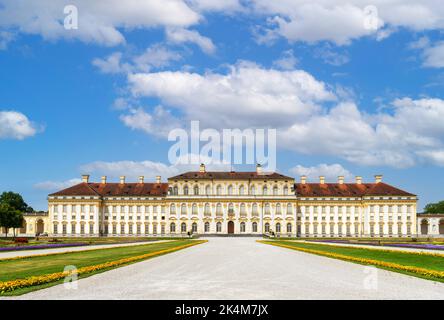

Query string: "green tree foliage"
[[424, 201, 444, 214], [0, 192, 27, 237], [0, 191, 28, 212]]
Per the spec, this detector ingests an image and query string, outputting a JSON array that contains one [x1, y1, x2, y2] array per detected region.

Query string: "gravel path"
[[0, 240, 172, 259], [10, 237, 444, 300]]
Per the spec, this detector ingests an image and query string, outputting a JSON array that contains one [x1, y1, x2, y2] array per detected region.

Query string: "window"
[[161, 225, 165, 235], [71, 224, 76, 234], [252, 203, 258, 215], [204, 222, 210, 232], [240, 203, 246, 215], [204, 203, 211, 215], [89, 224, 94, 234], [216, 222, 222, 232], [252, 222, 258, 232], [152, 224, 157, 234], [113, 224, 117, 235], [205, 185, 211, 195], [192, 203, 198, 215], [181, 222, 187, 233], [250, 186, 255, 195], [264, 203, 270, 215], [239, 185, 244, 195], [53, 224, 58, 234], [120, 224, 125, 234], [264, 223, 270, 233], [276, 203, 281, 215], [62, 224, 67, 235], [170, 204, 176, 214], [228, 185, 233, 195], [193, 185, 199, 195], [54, 205, 59, 213], [137, 224, 141, 235], [287, 223, 292, 233], [145, 224, 149, 234], [240, 222, 246, 232], [170, 223, 176, 233], [273, 186, 278, 196], [216, 185, 222, 195], [263, 186, 268, 195], [287, 203, 292, 215], [283, 186, 288, 195], [173, 186, 178, 195], [181, 204, 187, 215], [183, 185, 189, 195], [216, 203, 222, 215], [192, 223, 197, 233]]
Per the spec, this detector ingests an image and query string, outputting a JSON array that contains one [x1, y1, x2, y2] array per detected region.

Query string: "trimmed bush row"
[[258, 240, 444, 280], [0, 240, 206, 293]]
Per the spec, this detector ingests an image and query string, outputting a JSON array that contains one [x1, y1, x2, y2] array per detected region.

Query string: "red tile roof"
[[168, 171, 293, 180], [49, 183, 169, 197], [294, 182, 415, 197]]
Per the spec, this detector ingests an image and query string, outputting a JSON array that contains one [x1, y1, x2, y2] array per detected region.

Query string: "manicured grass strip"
[[258, 240, 444, 282], [0, 240, 206, 294]]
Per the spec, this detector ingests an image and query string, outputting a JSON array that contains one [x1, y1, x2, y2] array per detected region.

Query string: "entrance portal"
[[228, 221, 234, 234], [36, 219, 44, 235]]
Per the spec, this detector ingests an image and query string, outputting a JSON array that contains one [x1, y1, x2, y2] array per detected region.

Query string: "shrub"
[[14, 238, 28, 244]]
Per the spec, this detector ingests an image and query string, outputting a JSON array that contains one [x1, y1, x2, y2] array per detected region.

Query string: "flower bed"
[[0, 243, 88, 252], [0, 240, 206, 293], [259, 240, 444, 281]]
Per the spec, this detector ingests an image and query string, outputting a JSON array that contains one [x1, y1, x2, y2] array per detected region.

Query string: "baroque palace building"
[[22, 164, 418, 237]]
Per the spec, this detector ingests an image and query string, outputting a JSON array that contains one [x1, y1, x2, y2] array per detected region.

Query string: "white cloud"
[[272, 49, 298, 70], [187, 0, 244, 12], [0, 30, 14, 50], [423, 42, 444, 68], [34, 178, 81, 191], [251, 1, 444, 45], [166, 27, 216, 54], [92, 52, 130, 74], [290, 163, 354, 182], [80, 155, 232, 181], [119, 106, 181, 138], [0, 110, 39, 140], [0, 0, 200, 46], [314, 45, 349, 66], [128, 61, 336, 129]]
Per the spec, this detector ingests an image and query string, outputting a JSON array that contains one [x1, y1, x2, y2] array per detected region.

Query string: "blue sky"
[[0, 1, 444, 211]]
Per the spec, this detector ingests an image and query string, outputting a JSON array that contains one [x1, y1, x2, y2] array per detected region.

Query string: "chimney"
[[101, 176, 107, 184], [256, 163, 263, 175], [375, 175, 383, 183], [119, 176, 126, 184], [319, 176, 325, 184], [139, 176, 144, 184], [356, 176, 362, 184], [156, 175, 161, 184], [338, 176, 344, 185], [300, 175, 307, 185], [199, 163, 206, 173], [82, 175, 89, 183]]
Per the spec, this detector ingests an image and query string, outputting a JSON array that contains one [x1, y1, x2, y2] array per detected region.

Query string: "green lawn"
[[261, 240, 444, 282], [0, 239, 202, 295]]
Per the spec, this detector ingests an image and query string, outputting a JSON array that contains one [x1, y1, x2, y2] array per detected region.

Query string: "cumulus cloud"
[[166, 27, 216, 54], [272, 49, 298, 70], [0, 0, 200, 46], [290, 163, 354, 182], [251, 0, 444, 45], [0, 110, 40, 140], [34, 178, 82, 191], [128, 61, 335, 129], [422, 42, 444, 68]]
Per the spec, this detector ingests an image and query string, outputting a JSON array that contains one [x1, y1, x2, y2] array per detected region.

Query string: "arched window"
[[273, 186, 278, 195], [283, 186, 288, 195], [192, 203, 198, 215], [276, 203, 281, 214], [287, 223, 292, 233], [173, 186, 178, 195], [421, 219, 429, 235], [192, 222, 197, 233], [276, 223, 281, 233], [170, 204, 176, 214], [170, 222, 176, 233], [252, 222, 258, 232], [193, 185, 199, 195], [287, 203, 292, 215], [252, 203, 258, 215], [240, 203, 246, 215], [240, 222, 246, 232], [205, 185, 211, 195], [183, 185, 189, 195], [264, 222, 270, 233], [181, 204, 187, 215], [228, 185, 233, 195], [263, 185, 268, 195], [250, 186, 255, 195], [204, 203, 211, 215], [216, 185, 222, 195], [181, 222, 187, 233], [216, 203, 222, 215], [216, 222, 222, 232], [228, 203, 234, 212], [264, 203, 270, 215], [205, 222, 210, 232], [239, 185, 244, 195]]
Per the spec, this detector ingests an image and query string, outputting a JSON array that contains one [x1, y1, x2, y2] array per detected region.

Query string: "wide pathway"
[[0, 240, 171, 259], [11, 237, 444, 300]]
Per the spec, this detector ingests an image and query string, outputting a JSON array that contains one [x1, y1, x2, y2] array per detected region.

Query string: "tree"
[[0, 192, 28, 212], [424, 201, 444, 214], [0, 204, 22, 238]]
